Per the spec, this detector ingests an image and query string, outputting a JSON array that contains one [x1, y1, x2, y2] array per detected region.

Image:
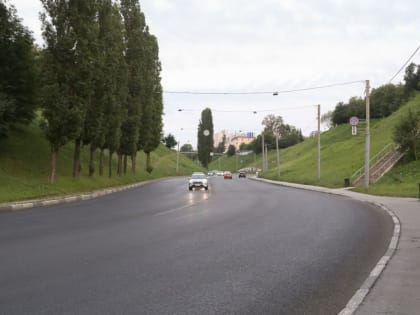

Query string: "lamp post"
[[274, 126, 280, 177], [176, 142, 180, 174], [176, 128, 184, 174]]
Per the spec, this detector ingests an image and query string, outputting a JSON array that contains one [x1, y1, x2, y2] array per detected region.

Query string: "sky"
[[10, 0, 420, 149]]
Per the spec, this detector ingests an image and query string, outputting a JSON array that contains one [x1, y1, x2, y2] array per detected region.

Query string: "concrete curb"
[[0, 180, 157, 212], [249, 177, 401, 315], [337, 202, 400, 315]]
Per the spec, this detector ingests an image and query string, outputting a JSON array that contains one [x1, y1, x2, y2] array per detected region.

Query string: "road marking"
[[154, 194, 210, 216]]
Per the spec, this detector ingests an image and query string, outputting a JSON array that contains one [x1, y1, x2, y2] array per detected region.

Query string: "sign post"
[[349, 116, 359, 136]]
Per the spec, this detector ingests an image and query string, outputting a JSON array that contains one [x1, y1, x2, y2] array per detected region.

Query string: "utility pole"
[[275, 132, 280, 177], [262, 133, 265, 171], [364, 80, 370, 188], [317, 104, 321, 180], [265, 144, 268, 171], [176, 142, 180, 174]]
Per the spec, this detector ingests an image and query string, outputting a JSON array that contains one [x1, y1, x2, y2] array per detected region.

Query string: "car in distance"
[[189, 173, 209, 191], [223, 171, 233, 179], [238, 171, 246, 178]]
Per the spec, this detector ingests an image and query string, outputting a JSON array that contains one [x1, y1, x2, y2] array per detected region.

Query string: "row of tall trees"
[[0, 1, 37, 138], [39, 0, 163, 183]]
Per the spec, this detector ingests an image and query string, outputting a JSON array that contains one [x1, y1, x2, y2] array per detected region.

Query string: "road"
[[0, 176, 393, 315]]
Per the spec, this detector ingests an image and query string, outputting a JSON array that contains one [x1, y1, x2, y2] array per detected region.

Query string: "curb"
[[0, 180, 157, 212], [249, 177, 401, 315], [337, 202, 400, 315]]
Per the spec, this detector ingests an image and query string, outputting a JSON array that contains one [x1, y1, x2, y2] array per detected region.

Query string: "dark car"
[[238, 171, 246, 178]]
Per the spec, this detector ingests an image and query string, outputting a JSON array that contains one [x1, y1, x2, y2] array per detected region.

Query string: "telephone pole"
[[275, 124, 280, 177], [317, 104, 321, 180], [262, 133, 265, 171], [364, 80, 370, 188]]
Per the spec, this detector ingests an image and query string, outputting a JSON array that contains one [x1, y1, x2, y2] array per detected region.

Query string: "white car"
[[189, 173, 209, 191]]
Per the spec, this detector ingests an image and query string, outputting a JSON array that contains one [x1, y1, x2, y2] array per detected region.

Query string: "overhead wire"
[[164, 80, 364, 95], [177, 104, 316, 114], [388, 44, 420, 83]]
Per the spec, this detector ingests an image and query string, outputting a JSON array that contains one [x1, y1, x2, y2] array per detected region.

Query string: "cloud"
[[9, 0, 420, 148]]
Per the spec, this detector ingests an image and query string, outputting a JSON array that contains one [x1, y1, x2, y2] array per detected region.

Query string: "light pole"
[[317, 104, 321, 180], [275, 127, 280, 177], [176, 141, 180, 174], [364, 80, 370, 188], [176, 128, 184, 174]]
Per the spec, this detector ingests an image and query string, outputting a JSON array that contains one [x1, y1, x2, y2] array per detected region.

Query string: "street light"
[[176, 128, 184, 174], [274, 124, 280, 177]]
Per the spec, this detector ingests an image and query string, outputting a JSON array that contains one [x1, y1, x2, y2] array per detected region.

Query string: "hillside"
[[209, 94, 420, 197], [0, 121, 204, 203]]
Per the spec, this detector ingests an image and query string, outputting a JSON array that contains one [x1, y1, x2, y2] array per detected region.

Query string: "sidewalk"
[[251, 177, 419, 315]]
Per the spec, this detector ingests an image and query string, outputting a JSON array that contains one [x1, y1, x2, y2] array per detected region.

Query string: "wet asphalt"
[[0, 176, 393, 314]]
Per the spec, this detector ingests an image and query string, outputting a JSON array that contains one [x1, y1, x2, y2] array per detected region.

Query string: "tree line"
[[329, 63, 420, 125], [327, 63, 420, 161], [0, 0, 163, 183]]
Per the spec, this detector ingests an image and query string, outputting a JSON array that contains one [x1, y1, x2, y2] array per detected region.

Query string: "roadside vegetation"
[[0, 120, 204, 203], [209, 94, 420, 197]]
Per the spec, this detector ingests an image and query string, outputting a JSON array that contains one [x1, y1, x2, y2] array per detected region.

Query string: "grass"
[[208, 94, 420, 197], [0, 121, 205, 203], [353, 159, 420, 197]]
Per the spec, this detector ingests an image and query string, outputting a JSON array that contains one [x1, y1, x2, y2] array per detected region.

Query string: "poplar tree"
[[70, 0, 98, 179], [197, 108, 214, 168], [40, 0, 82, 183], [120, 0, 145, 173], [95, 0, 127, 177], [139, 31, 163, 173], [41, 0, 98, 180]]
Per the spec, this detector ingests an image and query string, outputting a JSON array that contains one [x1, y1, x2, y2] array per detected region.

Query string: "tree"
[[227, 144, 236, 157], [331, 96, 364, 125], [120, 0, 146, 172], [139, 32, 163, 173], [321, 111, 333, 129], [163, 133, 177, 149], [403, 62, 420, 98], [180, 143, 193, 152], [262, 114, 283, 134], [96, 0, 128, 177], [0, 2, 36, 138], [393, 108, 420, 161], [370, 84, 405, 118], [41, 0, 99, 180], [197, 108, 214, 168], [40, 0, 87, 183]]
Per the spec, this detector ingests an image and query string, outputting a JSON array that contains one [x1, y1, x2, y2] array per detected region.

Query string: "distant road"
[[0, 176, 393, 314]]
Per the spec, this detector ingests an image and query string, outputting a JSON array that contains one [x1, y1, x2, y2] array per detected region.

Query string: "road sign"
[[349, 116, 359, 126], [352, 125, 357, 135]]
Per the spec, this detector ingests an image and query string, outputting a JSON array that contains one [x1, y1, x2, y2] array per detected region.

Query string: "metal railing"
[[350, 142, 399, 182]]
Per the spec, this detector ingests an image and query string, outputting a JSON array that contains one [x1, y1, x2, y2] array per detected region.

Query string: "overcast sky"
[[10, 0, 420, 148]]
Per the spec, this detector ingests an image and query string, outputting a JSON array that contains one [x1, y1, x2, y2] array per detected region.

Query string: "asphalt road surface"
[[0, 176, 393, 315]]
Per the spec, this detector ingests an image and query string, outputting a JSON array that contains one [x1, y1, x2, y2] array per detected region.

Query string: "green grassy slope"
[[0, 122, 204, 203], [209, 94, 420, 197]]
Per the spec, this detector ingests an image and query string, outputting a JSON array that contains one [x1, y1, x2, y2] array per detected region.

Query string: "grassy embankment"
[[0, 121, 204, 203], [209, 95, 420, 197]]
